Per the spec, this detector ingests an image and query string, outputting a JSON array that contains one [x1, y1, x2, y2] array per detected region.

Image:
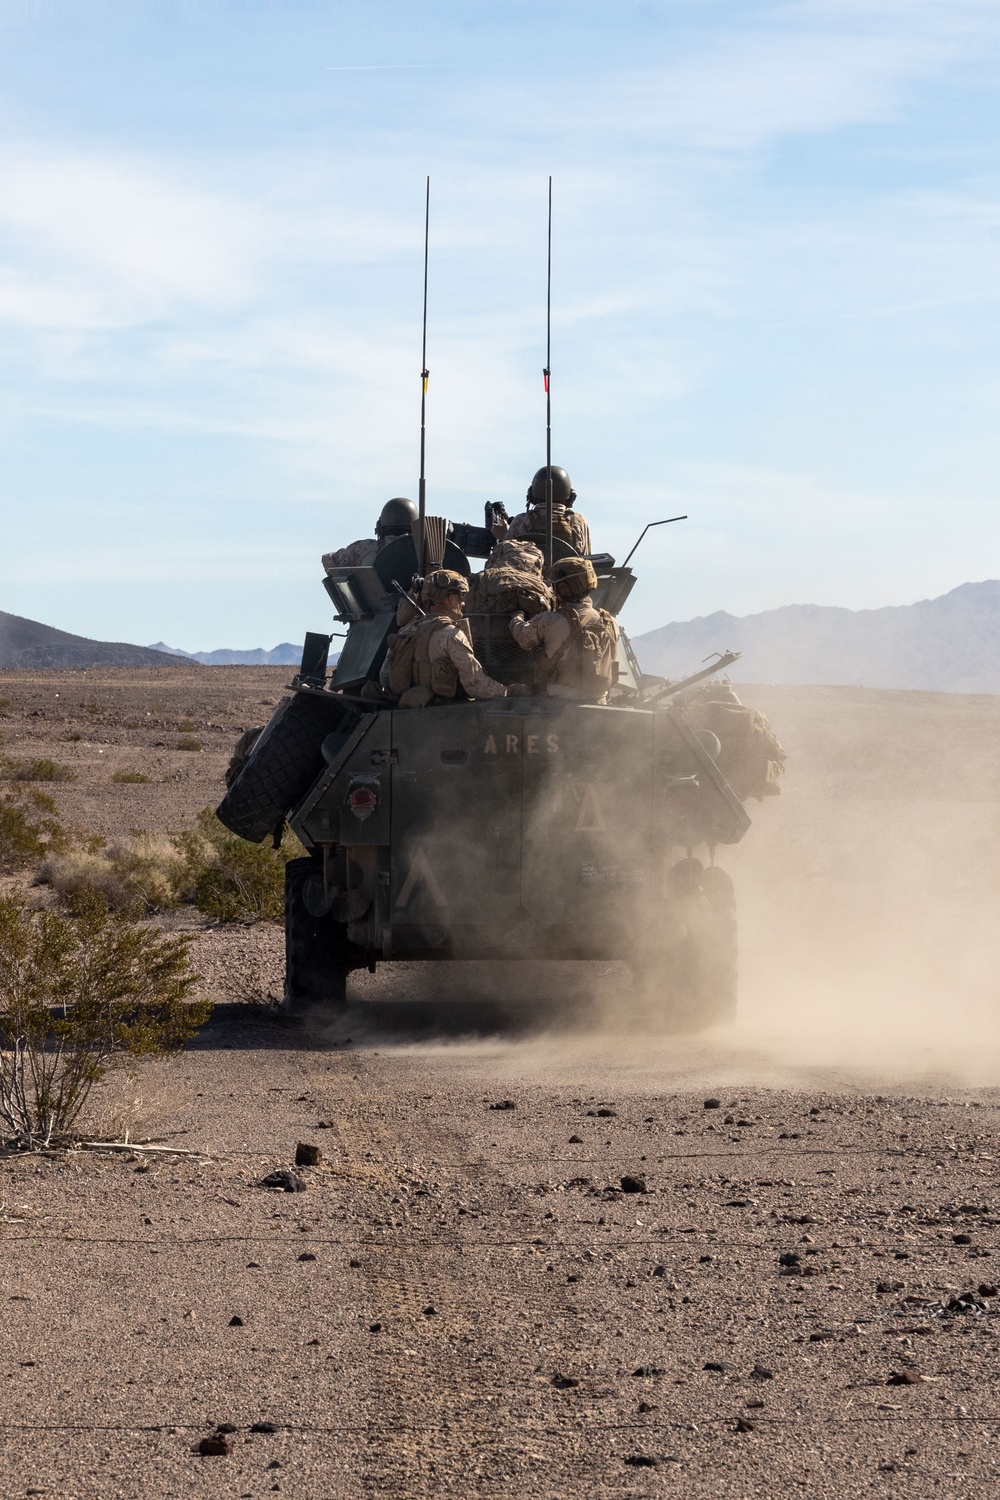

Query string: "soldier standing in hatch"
[[510, 556, 619, 703], [380, 570, 526, 704], [322, 497, 419, 572], [489, 466, 593, 556]]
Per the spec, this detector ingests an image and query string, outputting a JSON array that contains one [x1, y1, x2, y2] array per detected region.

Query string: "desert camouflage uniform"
[[380, 617, 508, 700], [507, 505, 592, 556], [510, 597, 618, 701], [322, 538, 379, 573]]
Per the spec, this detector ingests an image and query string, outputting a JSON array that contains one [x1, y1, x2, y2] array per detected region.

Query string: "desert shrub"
[[11, 758, 76, 783], [178, 719, 197, 732], [112, 770, 151, 784], [0, 890, 207, 1149], [37, 810, 299, 925], [64, 732, 82, 742], [174, 808, 303, 923], [0, 788, 64, 869], [0, 697, 12, 716], [39, 836, 188, 915], [176, 737, 201, 752]]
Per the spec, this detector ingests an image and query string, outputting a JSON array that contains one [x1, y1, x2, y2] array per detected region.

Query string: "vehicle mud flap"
[[633, 860, 737, 1032], [216, 693, 352, 844], [283, 857, 352, 1014]]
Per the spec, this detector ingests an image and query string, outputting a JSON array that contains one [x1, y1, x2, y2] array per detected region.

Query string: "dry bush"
[[174, 808, 304, 923], [0, 787, 64, 869], [176, 737, 201, 752], [39, 836, 189, 915], [11, 758, 76, 783], [0, 890, 207, 1149], [112, 770, 151, 785], [39, 810, 299, 925]]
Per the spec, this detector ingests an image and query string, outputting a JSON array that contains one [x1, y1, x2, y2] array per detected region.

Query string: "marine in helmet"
[[509, 556, 619, 703], [322, 497, 419, 573], [490, 467, 592, 557], [380, 569, 527, 705]]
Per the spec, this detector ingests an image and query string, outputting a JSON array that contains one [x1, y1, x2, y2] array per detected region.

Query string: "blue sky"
[[2, 0, 999, 649]]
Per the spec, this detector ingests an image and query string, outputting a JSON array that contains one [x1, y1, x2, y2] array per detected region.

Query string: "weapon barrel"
[[643, 651, 742, 704]]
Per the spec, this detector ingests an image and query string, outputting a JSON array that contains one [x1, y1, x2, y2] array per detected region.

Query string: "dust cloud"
[[720, 682, 1000, 1086], [340, 683, 1000, 1092]]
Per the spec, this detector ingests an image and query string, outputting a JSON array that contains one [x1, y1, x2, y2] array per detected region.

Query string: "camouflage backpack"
[[466, 565, 554, 618]]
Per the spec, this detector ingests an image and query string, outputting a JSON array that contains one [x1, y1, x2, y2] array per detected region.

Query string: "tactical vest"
[[386, 616, 461, 699], [525, 506, 577, 546], [546, 603, 619, 699]]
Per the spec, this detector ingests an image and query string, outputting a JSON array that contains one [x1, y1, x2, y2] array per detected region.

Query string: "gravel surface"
[[0, 668, 998, 1497]]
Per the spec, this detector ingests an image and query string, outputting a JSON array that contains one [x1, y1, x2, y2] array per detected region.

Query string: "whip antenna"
[[418, 176, 430, 574], [544, 175, 553, 570]]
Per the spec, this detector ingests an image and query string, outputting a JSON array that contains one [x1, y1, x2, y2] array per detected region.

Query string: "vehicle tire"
[[634, 861, 737, 1031], [216, 693, 349, 844], [284, 857, 351, 1014]]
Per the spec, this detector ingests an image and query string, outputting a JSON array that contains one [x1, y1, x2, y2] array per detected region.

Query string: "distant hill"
[[632, 581, 1000, 693], [0, 611, 185, 670], [150, 642, 301, 666]]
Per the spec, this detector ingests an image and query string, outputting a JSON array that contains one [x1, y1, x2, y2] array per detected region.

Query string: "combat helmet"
[[421, 569, 469, 607], [527, 466, 575, 508], [548, 556, 597, 602], [376, 496, 419, 538]]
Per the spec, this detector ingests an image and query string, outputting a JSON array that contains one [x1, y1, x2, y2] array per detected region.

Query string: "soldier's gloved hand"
[[505, 683, 532, 698], [510, 611, 525, 625]]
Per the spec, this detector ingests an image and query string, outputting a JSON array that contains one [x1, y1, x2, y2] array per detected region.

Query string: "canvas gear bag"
[[545, 603, 619, 698], [466, 565, 554, 618], [687, 694, 785, 801]]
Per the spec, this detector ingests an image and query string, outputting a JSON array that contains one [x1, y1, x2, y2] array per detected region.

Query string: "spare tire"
[[216, 693, 353, 843]]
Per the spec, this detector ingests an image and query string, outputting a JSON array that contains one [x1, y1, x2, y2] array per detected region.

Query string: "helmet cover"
[[548, 555, 597, 601], [421, 568, 469, 606]]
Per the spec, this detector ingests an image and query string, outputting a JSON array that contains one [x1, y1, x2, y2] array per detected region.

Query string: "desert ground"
[[1, 665, 1000, 1498]]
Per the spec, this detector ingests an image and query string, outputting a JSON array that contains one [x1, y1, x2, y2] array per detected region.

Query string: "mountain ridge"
[[150, 642, 300, 667], [632, 580, 1000, 693], [0, 611, 187, 670]]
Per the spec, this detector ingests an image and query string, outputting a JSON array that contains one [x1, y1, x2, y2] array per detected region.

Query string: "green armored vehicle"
[[217, 524, 783, 1027]]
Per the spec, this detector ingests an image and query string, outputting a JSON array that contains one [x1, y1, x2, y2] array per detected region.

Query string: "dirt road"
[[1, 668, 999, 1497]]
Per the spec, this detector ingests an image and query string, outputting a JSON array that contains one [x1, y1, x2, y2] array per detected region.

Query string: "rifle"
[[392, 580, 426, 618]]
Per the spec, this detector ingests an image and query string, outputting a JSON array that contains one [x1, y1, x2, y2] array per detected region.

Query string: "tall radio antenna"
[[418, 175, 430, 574], [543, 175, 553, 570]]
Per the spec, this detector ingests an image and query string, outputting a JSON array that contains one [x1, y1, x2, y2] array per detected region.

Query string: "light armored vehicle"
[[217, 525, 784, 1027]]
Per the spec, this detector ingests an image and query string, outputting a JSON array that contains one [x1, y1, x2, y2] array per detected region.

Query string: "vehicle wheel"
[[283, 857, 351, 1014], [634, 860, 737, 1031], [216, 693, 349, 843]]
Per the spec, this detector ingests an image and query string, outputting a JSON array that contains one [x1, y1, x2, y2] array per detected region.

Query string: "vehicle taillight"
[[347, 785, 378, 820]]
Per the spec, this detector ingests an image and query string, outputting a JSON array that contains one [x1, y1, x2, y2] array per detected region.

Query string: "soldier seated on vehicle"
[[322, 496, 418, 573], [489, 466, 592, 557], [380, 569, 529, 706], [509, 556, 619, 703]]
